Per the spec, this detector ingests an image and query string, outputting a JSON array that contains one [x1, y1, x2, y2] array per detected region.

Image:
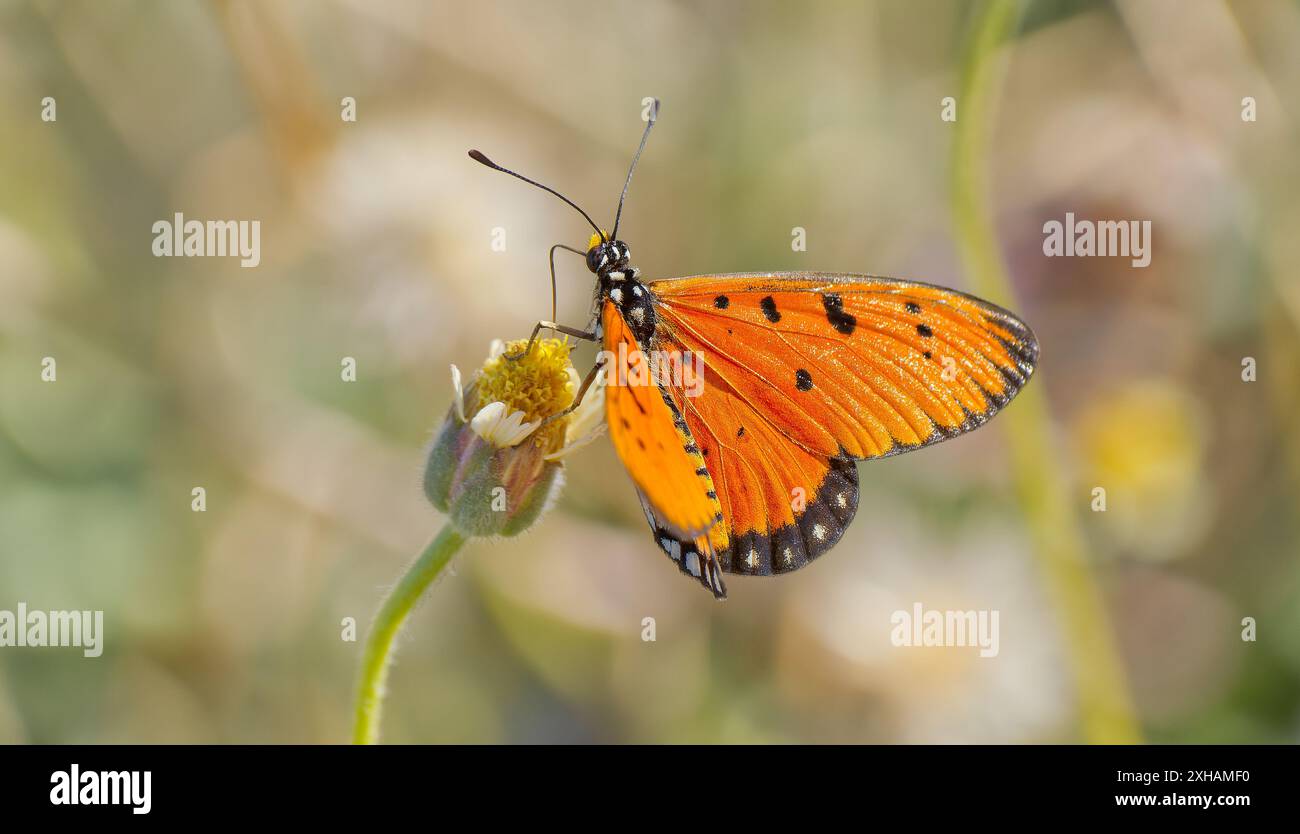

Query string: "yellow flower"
[[428, 338, 604, 537]]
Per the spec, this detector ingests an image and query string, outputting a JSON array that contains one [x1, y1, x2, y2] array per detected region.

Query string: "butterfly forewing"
[[601, 300, 733, 595], [651, 273, 1038, 460]]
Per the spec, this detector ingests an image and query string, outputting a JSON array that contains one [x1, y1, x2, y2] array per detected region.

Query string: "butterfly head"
[[586, 232, 631, 276]]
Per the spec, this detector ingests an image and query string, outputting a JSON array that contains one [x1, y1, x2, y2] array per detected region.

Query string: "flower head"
[[425, 337, 604, 537]]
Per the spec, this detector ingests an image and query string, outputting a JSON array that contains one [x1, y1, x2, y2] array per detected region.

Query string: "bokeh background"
[[1, 0, 1298, 744]]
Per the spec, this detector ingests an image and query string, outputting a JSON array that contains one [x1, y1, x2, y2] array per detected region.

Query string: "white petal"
[[450, 364, 465, 421], [487, 339, 506, 360], [470, 400, 506, 441], [497, 408, 525, 438], [497, 410, 540, 447], [471, 401, 539, 448]]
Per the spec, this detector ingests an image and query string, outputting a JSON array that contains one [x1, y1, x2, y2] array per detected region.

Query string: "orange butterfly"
[[470, 100, 1037, 599]]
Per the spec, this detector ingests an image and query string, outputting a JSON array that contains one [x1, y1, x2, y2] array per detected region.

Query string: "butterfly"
[[469, 100, 1038, 599]]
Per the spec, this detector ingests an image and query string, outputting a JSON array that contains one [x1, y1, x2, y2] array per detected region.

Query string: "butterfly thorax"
[[599, 267, 658, 344], [588, 236, 659, 345]]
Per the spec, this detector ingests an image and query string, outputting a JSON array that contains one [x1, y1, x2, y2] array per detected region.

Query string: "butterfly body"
[[593, 262, 1037, 600], [470, 103, 1038, 600]]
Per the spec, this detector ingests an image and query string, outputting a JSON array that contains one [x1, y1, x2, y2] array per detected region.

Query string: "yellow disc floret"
[[476, 338, 576, 448]]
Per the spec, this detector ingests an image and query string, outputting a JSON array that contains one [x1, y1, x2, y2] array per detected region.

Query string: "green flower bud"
[[423, 338, 604, 538]]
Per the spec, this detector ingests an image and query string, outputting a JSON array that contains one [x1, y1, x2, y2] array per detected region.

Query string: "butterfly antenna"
[[611, 98, 658, 240], [468, 149, 605, 242]]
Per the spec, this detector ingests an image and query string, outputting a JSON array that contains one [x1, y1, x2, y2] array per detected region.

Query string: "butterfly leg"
[[548, 243, 586, 322], [505, 320, 597, 360], [537, 357, 607, 429]]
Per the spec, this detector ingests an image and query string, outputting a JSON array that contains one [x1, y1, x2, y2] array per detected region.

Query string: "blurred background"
[[1, 0, 1297, 744]]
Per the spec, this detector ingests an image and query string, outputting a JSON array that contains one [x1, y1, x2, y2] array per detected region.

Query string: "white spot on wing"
[[812, 523, 826, 541]]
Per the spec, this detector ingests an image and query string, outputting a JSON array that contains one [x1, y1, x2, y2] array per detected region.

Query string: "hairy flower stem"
[[352, 525, 465, 744]]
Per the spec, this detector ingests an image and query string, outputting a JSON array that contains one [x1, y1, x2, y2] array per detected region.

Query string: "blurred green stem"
[[950, 0, 1141, 742], [352, 525, 464, 744]]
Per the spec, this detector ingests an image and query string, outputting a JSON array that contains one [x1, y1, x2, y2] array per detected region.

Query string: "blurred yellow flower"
[[1074, 380, 1210, 559]]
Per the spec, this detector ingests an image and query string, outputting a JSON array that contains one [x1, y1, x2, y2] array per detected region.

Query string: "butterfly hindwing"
[[644, 273, 1035, 579], [652, 336, 861, 576], [724, 458, 858, 576]]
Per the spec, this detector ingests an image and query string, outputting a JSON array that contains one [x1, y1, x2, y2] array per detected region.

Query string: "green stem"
[[950, 0, 1141, 742], [352, 525, 465, 744]]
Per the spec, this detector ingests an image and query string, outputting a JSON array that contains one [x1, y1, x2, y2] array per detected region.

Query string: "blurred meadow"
[[1, 0, 1298, 744]]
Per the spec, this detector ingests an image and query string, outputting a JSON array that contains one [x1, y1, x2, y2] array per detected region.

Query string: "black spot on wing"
[[795, 369, 813, 391], [821, 292, 857, 335], [916, 323, 933, 338], [760, 295, 781, 323], [905, 301, 922, 314], [714, 295, 729, 309]]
